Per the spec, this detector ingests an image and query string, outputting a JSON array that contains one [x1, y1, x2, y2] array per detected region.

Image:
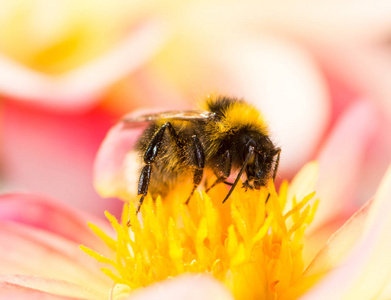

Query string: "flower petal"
[[299, 101, 380, 266], [0, 221, 111, 297], [287, 161, 319, 207], [2, 102, 120, 216], [93, 119, 145, 201], [0, 194, 115, 297], [0, 274, 105, 300], [304, 199, 371, 277], [314, 100, 379, 228], [301, 164, 391, 299], [0, 20, 167, 112], [123, 275, 234, 300], [0, 193, 112, 248]]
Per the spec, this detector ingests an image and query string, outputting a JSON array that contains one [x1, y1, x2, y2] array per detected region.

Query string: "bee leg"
[[222, 146, 255, 203], [205, 178, 233, 192], [135, 165, 152, 215], [206, 150, 231, 192], [205, 178, 224, 192], [265, 148, 281, 204], [135, 123, 170, 215], [185, 135, 205, 205]]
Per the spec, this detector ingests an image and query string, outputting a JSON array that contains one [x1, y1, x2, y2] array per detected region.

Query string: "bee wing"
[[121, 110, 215, 127]]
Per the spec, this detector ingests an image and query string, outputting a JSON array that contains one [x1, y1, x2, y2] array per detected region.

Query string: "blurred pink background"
[[1, 0, 391, 218]]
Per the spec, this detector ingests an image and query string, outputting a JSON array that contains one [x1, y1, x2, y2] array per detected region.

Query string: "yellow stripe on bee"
[[218, 101, 268, 134]]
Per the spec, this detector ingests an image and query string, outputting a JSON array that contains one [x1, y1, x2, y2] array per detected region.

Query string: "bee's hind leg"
[[135, 165, 151, 215], [185, 135, 205, 205], [134, 122, 187, 218], [135, 123, 171, 216]]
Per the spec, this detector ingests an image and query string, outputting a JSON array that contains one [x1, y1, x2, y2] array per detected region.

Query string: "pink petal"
[[93, 118, 146, 200], [2, 102, 122, 216], [0, 222, 111, 296], [313, 100, 379, 229], [304, 199, 372, 277], [0, 282, 73, 300], [0, 275, 106, 300], [0, 193, 112, 250], [124, 274, 233, 300], [301, 164, 391, 299], [0, 20, 167, 112]]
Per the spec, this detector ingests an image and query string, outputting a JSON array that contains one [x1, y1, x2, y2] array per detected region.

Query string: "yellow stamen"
[[82, 180, 318, 299]]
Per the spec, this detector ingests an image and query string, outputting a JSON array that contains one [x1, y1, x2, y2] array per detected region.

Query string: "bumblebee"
[[123, 96, 281, 214]]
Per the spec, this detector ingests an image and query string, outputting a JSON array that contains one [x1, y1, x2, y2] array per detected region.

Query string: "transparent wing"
[[121, 110, 215, 126]]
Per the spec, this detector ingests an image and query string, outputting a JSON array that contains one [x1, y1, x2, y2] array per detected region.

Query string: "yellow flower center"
[[82, 180, 317, 299]]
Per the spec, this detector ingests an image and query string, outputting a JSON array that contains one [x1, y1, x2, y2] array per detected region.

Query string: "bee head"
[[242, 135, 279, 189]]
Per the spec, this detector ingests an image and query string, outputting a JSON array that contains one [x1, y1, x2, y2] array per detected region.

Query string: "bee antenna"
[[222, 146, 254, 203]]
